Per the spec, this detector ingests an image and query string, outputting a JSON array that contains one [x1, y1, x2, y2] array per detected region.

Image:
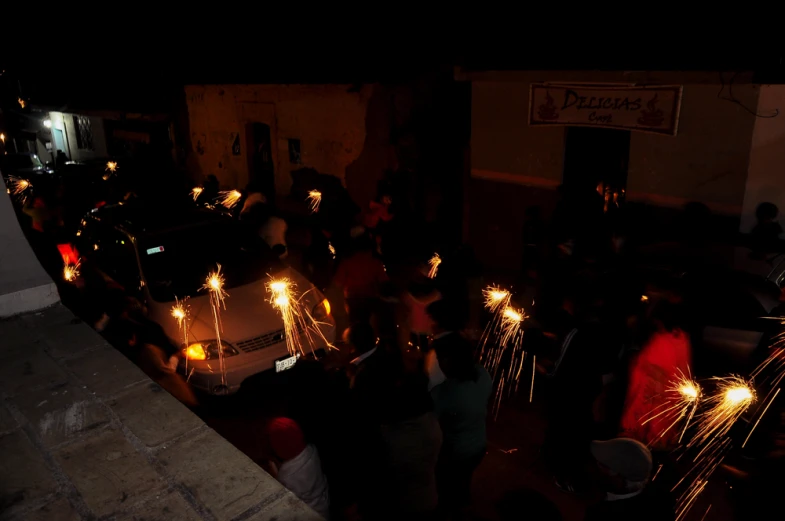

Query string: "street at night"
[[1, 54, 784, 521]]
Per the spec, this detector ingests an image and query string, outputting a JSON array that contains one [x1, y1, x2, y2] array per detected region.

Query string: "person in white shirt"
[[268, 417, 330, 519], [240, 198, 288, 258]]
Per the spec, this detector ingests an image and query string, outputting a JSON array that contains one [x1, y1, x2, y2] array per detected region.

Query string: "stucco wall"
[[627, 84, 758, 213], [466, 71, 761, 272], [184, 84, 372, 195], [739, 85, 785, 233]]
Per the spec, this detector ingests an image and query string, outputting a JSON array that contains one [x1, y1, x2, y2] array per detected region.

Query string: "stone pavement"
[[0, 304, 322, 521]]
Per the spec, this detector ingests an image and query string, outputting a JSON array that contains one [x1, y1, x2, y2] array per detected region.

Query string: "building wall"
[[184, 84, 372, 195], [739, 85, 785, 233], [60, 112, 108, 161], [465, 71, 762, 272]]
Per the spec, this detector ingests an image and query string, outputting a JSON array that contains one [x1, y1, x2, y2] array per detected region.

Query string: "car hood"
[[147, 266, 321, 346]]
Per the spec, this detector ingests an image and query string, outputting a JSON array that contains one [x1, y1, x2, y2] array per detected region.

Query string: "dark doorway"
[[246, 122, 275, 203], [563, 127, 631, 195]]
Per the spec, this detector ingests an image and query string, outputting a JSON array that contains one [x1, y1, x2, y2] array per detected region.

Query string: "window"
[[73, 115, 94, 150]]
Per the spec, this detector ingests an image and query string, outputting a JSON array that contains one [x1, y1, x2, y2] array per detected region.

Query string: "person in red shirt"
[[333, 234, 388, 330], [621, 301, 692, 451]]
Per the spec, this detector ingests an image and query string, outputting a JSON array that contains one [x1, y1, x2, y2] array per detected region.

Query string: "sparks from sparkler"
[[265, 277, 334, 357], [483, 286, 511, 314], [641, 370, 702, 444], [688, 376, 755, 450], [105, 161, 118, 173], [63, 259, 81, 282], [201, 265, 228, 387], [217, 190, 242, 209], [190, 186, 203, 201], [307, 190, 322, 213], [328, 242, 336, 259], [171, 297, 191, 376], [427, 253, 441, 279], [8, 176, 32, 203]]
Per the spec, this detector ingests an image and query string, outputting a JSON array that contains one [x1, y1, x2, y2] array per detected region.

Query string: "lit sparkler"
[[307, 190, 322, 213], [171, 297, 191, 374], [190, 186, 203, 201], [217, 190, 242, 209], [201, 265, 229, 387], [8, 176, 32, 203], [63, 259, 81, 282], [688, 376, 755, 450], [640, 370, 702, 444], [105, 161, 118, 173], [477, 285, 535, 414], [266, 277, 334, 357], [328, 242, 336, 259], [427, 253, 441, 279]]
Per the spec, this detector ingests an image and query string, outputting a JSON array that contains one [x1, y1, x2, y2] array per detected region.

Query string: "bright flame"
[[63, 259, 81, 282], [307, 190, 322, 213], [171, 297, 191, 374], [427, 253, 441, 279], [328, 242, 336, 259], [0, 133, 5, 143], [17, 97, 25, 109], [217, 190, 242, 209], [190, 186, 203, 201], [641, 371, 702, 444], [641, 295, 649, 302], [105, 161, 118, 173]]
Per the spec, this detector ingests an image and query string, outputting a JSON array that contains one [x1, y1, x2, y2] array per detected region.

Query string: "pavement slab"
[[6, 496, 81, 521], [0, 431, 58, 516], [109, 382, 204, 448], [115, 490, 201, 521], [12, 383, 110, 448], [157, 428, 285, 521], [64, 346, 147, 399], [54, 428, 164, 518]]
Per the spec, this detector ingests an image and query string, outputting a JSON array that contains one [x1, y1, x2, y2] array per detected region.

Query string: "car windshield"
[[4, 154, 42, 170], [139, 222, 280, 302]]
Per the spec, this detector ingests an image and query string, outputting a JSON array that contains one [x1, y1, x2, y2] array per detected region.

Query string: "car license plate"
[[275, 355, 298, 373]]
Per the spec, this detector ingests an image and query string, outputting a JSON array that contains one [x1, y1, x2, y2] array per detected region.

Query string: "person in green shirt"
[[428, 299, 493, 515]]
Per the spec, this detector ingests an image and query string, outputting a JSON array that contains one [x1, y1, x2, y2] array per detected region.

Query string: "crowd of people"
[[7, 162, 785, 520]]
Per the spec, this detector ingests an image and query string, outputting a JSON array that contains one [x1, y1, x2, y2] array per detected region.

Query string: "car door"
[[94, 229, 144, 299]]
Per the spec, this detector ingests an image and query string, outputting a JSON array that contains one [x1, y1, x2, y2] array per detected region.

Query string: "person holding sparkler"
[[621, 301, 692, 451]]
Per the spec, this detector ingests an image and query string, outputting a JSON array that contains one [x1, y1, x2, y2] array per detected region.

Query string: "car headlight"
[[182, 340, 240, 361], [311, 298, 331, 321]]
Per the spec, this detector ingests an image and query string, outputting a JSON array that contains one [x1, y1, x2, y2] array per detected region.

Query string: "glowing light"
[[641, 295, 649, 302], [0, 133, 5, 143], [17, 97, 25, 109], [105, 161, 118, 173], [8, 176, 33, 203], [689, 376, 755, 450], [43, 119, 52, 129], [190, 186, 203, 201], [307, 190, 322, 213], [184, 343, 207, 361], [640, 371, 702, 444], [427, 253, 441, 279], [483, 286, 511, 313], [63, 259, 81, 282], [171, 297, 191, 374], [328, 242, 336, 259], [266, 277, 334, 357], [217, 190, 242, 209], [201, 265, 229, 387]]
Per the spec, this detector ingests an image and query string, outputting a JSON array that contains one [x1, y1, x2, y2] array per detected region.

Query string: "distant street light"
[[43, 119, 52, 129]]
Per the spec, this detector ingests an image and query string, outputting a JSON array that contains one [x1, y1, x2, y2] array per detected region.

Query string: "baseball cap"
[[590, 438, 653, 482]]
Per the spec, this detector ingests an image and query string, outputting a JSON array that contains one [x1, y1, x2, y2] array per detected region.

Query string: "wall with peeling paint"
[[184, 84, 372, 196]]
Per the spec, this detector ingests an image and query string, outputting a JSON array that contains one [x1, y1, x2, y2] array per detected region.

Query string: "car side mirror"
[[272, 244, 286, 257]]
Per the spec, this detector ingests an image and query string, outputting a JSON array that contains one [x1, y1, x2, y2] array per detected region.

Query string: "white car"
[[74, 204, 335, 394]]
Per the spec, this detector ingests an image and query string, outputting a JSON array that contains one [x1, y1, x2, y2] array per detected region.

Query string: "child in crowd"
[[268, 417, 331, 520]]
